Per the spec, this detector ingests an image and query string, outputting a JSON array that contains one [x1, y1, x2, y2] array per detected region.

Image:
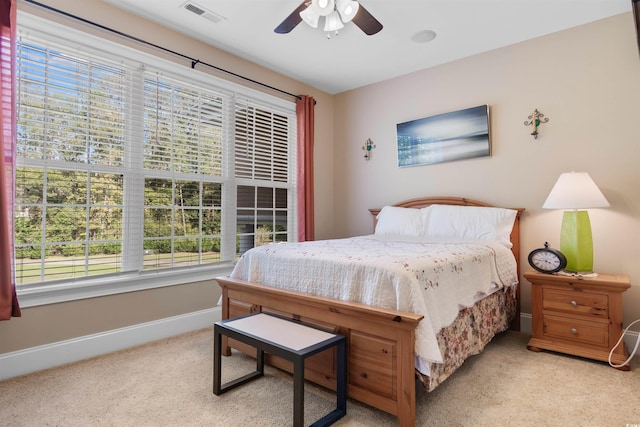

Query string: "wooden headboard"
[[369, 196, 525, 330]]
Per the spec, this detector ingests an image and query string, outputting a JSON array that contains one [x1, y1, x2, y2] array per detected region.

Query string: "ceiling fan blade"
[[274, 1, 308, 34], [352, 3, 383, 35]]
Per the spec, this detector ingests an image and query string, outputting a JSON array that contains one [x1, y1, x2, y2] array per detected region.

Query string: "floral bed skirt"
[[419, 286, 518, 391]]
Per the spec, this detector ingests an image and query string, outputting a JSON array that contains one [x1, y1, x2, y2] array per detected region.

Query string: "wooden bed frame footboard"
[[216, 276, 423, 427]]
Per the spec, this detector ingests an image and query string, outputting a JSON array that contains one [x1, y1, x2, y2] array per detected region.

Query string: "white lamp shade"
[[312, 0, 335, 16], [300, 6, 320, 28], [324, 10, 344, 31], [543, 171, 610, 210], [336, 0, 359, 22]]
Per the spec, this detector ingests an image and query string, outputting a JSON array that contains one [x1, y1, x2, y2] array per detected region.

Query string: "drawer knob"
[[570, 300, 578, 307], [570, 328, 578, 335]]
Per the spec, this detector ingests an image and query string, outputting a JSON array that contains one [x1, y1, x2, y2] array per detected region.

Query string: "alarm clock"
[[528, 242, 567, 274]]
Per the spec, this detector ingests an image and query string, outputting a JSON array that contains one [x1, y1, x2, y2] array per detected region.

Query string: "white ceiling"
[[100, 0, 631, 94]]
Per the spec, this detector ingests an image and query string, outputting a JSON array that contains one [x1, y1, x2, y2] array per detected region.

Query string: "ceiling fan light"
[[312, 0, 335, 17], [336, 0, 359, 22], [324, 10, 344, 32], [300, 6, 320, 28]]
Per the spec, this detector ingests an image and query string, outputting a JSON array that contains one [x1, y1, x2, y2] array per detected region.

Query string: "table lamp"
[[542, 171, 609, 274]]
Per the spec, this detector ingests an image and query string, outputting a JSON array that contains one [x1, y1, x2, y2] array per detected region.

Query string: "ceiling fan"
[[275, 0, 383, 36]]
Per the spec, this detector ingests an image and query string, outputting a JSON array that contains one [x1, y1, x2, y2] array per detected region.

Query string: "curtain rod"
[[23, 0, 302, 101]]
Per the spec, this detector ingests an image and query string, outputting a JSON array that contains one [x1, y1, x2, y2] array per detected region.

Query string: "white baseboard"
[[0, 307, 222, 381], [520, 312, 532, 334], [2, 309, 635, 382]]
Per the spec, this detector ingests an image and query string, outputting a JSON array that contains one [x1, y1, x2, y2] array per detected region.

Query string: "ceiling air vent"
[[181, 1, 227, 24]]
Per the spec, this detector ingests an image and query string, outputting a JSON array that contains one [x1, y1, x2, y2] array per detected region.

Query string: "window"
[[14, 14, 297, 299], [141, 74, 225, 271], [235, 100, 292, 256]]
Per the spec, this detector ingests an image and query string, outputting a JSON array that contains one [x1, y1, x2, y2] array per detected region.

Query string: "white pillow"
[[375, 206, 425, 237], [426, 205, 517, 247], [421, 205, 432, 229]]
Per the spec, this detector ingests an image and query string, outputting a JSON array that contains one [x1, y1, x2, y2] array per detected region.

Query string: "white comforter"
[[230, 234, 518, 364]]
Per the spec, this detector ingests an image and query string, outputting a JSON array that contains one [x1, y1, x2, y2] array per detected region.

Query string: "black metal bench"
[[213, 312, 347, 427]]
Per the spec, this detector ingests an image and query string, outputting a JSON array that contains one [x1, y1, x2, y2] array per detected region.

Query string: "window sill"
[[16, 263, 236, 308]]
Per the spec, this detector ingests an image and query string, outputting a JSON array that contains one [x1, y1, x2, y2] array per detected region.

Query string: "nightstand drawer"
[[543, 314, 608, 347], [542, 288, 608, 318]]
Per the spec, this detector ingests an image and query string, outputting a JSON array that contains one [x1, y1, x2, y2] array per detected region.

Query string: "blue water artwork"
[[396, 105, 491, 167]]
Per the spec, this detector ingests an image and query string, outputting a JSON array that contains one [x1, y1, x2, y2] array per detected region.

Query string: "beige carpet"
[[1, 329, 639, 426]]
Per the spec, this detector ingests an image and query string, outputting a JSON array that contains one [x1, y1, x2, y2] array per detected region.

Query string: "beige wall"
[[1, 281, 217, 351], [333, 13, 640, 326], [0, 0, 335, 354]]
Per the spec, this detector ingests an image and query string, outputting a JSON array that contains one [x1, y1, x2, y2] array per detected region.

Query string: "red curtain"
[[296, 95, 315, 242], [0, 0, 20, 320]]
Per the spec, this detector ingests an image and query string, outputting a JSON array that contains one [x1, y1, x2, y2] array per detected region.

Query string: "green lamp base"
[[560, 210, 594, 273]]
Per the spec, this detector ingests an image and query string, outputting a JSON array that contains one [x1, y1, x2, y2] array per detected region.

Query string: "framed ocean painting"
[[396, 105, 491, 167]]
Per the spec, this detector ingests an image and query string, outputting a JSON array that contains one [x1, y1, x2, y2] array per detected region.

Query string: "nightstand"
[[524, 270, 631, 370]]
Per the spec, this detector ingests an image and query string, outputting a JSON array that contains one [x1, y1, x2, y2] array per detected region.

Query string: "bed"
[[216, 196, 524, 427]]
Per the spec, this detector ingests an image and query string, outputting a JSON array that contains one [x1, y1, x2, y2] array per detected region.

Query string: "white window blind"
[[143, 73, 226, 176], [235, 99, 290, 183]]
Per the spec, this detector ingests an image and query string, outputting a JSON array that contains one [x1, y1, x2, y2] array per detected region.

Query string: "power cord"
[[609, 318, 640, 368]]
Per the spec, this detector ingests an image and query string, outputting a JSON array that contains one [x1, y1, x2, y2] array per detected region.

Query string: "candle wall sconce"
[[524, 109, 549, 139], [362, 138, 376, 160]]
